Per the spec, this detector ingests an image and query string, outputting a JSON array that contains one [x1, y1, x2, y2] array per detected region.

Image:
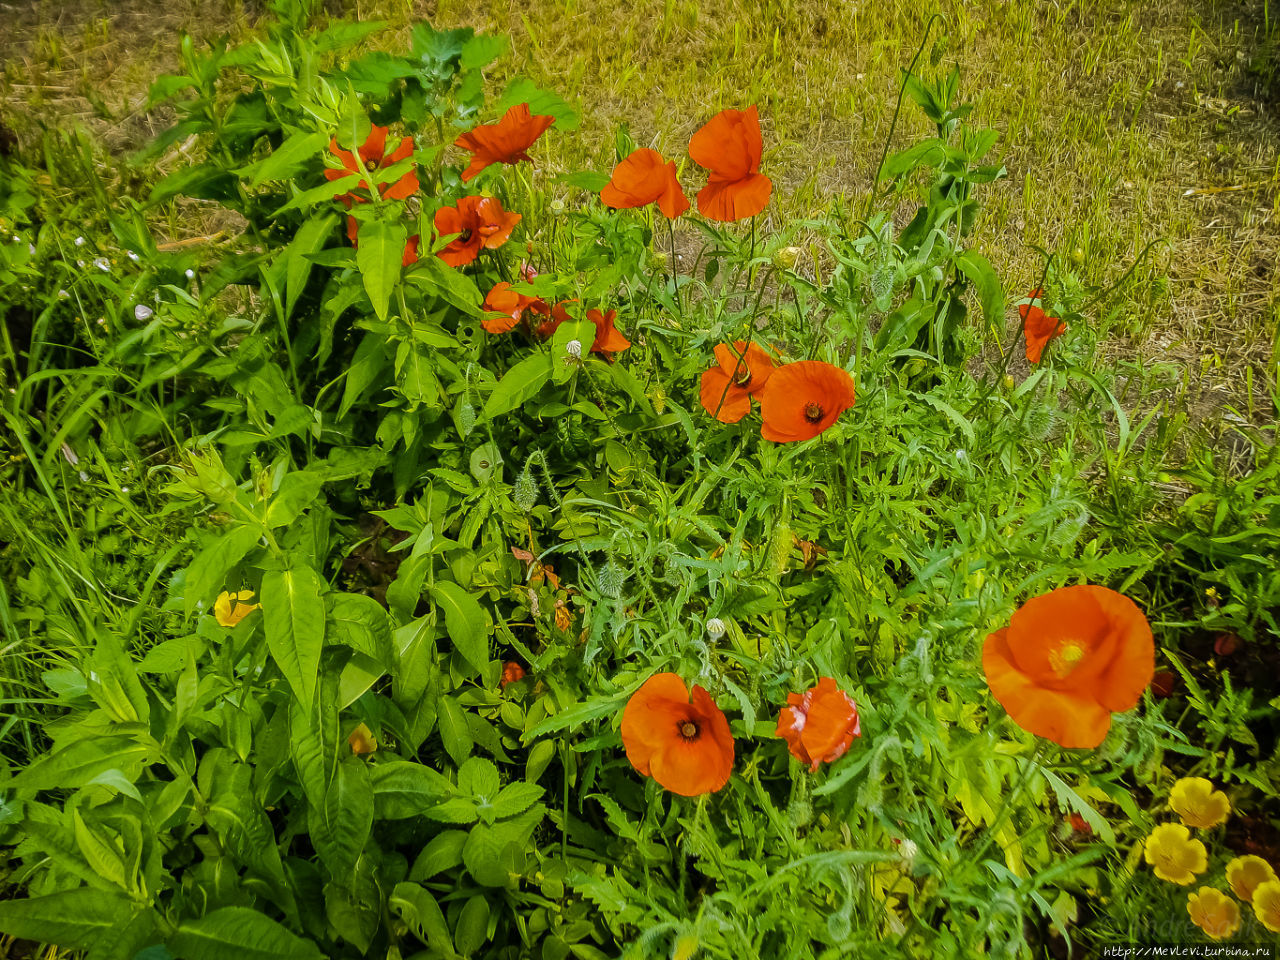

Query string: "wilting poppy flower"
[[585, 308, 630, 355], [699, 340, 776, 423], [1150, 669, 1177, 699], [1226, 856, 1277, 902], [758, 361, 856, 442], [348, 722, 377, 755], [1254, 880, 1280, 932], [1019, 289, 1067, 364], [600, 148, 690, 220], [1144, 824, 1208, 885], [532, 300, 576, 339], [500, 661, 526, 689], [455, 103, 555, 182], [1187, 888, 1241, 940], [434, 196, 521, 267], [775, 677, 862, 772], [326, 124, 419, 207], [346, 216, 421, 268], [1169, 777, 1230, 829], [687, 105, 772, 222], [482, 281, 540, 334], [621, 672, 734, 796], [982, 584, 1153, 749], [214, 590, 259, 628]]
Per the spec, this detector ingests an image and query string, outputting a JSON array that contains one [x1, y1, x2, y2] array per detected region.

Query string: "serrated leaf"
[[498, 77, 578, 131], [261, 564, 326, 706], [491, 781, 543, 819], [457, 756, 499, 798]]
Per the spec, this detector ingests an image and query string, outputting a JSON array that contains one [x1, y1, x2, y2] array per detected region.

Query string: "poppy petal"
[[700, 369, 752, 423], [696, 173, 772, 223], [689, 106, 760, 182]]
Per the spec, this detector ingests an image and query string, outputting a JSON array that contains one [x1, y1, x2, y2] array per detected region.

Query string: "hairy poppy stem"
[[667, 218, 680, 313]]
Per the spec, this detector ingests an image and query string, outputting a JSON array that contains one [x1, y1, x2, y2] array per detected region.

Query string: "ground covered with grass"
[[0, 0, 1277, 958]]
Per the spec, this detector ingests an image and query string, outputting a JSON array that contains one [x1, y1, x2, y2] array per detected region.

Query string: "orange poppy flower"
[[620, 672, 734, 796], [982, 584, 1154, 748], [687, 106, 772, 222], [345, 216, 421, 268], [434, 196, 522, 267], [699, 340, 776, 423], [1019, 289, 1067, 364], [585, 308, 630, 355], [482, 281, 540, 334], [326, 124, 419, 207], [500, 661, 526, 689], [775, 677, 861, 772], [455, 103, 556, 182], [600, 148, 690, 220], [758, 361, 856, 442], [531, 299, 575, 339]]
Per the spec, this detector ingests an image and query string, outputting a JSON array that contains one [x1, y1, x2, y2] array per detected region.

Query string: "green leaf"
[[550, 319, 595, 384], [327, 593, 394, 667], [955, 249, 1005, 332], [0, 889, 133, 948], [168, 907, 324, 960], [265, 470, 326, 528], [491, 781, 544, 818], [389, 882, 452, 953], [437, 694, 473, 765], [355, 219, 408, 321], [482, 352, 552, 421], [523, 694, 627, 740], [338, 331, 390, 419], [284, 213, 338, 320], [460, 34, 508, 69], [309, 758, 373, 880], [239, 130, 330, 188], [457, 756, 500, 798], [498, 77, 579, 131], [405, 255, 483, 317], [6, 735, 150, 793], [409, 830, 468, 880], [184, 524, 263, 617], [261, 564, 326, 705], [369, 761, 453, 819], [454, 895, 491, 956], [430, 581, 489, 674]]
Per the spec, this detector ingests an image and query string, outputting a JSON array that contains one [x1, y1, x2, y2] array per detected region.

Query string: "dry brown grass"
[[1, 0, 1277, 425]]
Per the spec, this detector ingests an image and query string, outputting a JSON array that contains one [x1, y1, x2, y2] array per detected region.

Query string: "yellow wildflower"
[[1143, 824, 1207, 885], [348, 723, 378, 755], [1168, 777, 1230, 829], [1186, 887, 1240, 940], [1253, 879, 1280, 933], [1225, 855, 1277, 902], [213, 589, 259, 628]]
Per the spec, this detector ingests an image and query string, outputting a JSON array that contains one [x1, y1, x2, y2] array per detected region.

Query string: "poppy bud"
[[500, 661, 526, 688], [650, 250, 669, 271], [1071, 246, 1085, 264], [772, 246, 801, 271], [705, 617, 726, 640], [1213, 633, 1240, 657], [1150, 669, 1176, 698], [513, 465, 538, 510], [1002, 374, 1015, 390], [549, 198, 566, 214]]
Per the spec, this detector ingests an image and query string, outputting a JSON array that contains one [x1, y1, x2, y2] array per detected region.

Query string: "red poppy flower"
[[982, 584, 1154, 748], [326, 124, 418, 207], [600, 148, 690, 220], [1019, 289, 1067, 364], [455, 103, 556, 182], [758, 361, 856, 442], [500, 661, 526, 689], [345, 216, 421, 269], [482, 281, 540, 334], [775, 677, 862, 772], [699, 340, 776, 423], [621, 672, 734, 796], [687, 106, 772, 222], [434, 196, 522, 267], [585, 308, 630, 355]]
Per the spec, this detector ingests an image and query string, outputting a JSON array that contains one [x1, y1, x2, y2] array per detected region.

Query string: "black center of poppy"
[[679, 720, 699, 740], [803, 402, 825, 423], [458, 229, 473, 243]]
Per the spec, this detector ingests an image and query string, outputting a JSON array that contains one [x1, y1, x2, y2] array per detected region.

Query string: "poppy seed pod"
[[772, 246, 801, 271], [565, 339, 582, 359], [705, 617, 726, 640]]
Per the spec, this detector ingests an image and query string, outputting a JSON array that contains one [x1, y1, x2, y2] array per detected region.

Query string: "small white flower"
[[134, 304, 154, 321], [185, 268, 195, 279], [96, 318, 106, 326], [76, 260, 86, 268], [27, 244, 35, 255], [57, 289, 69, 300], [120, 486, 130, 494], [93, 257, 110, 272], [565, 339, 582, 359], [78, 470, 89, 482], [706, 617, 726, 641], [74, 236, 86, 246], [126, 250, 140, 262], [954, 449, 967, 461]]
